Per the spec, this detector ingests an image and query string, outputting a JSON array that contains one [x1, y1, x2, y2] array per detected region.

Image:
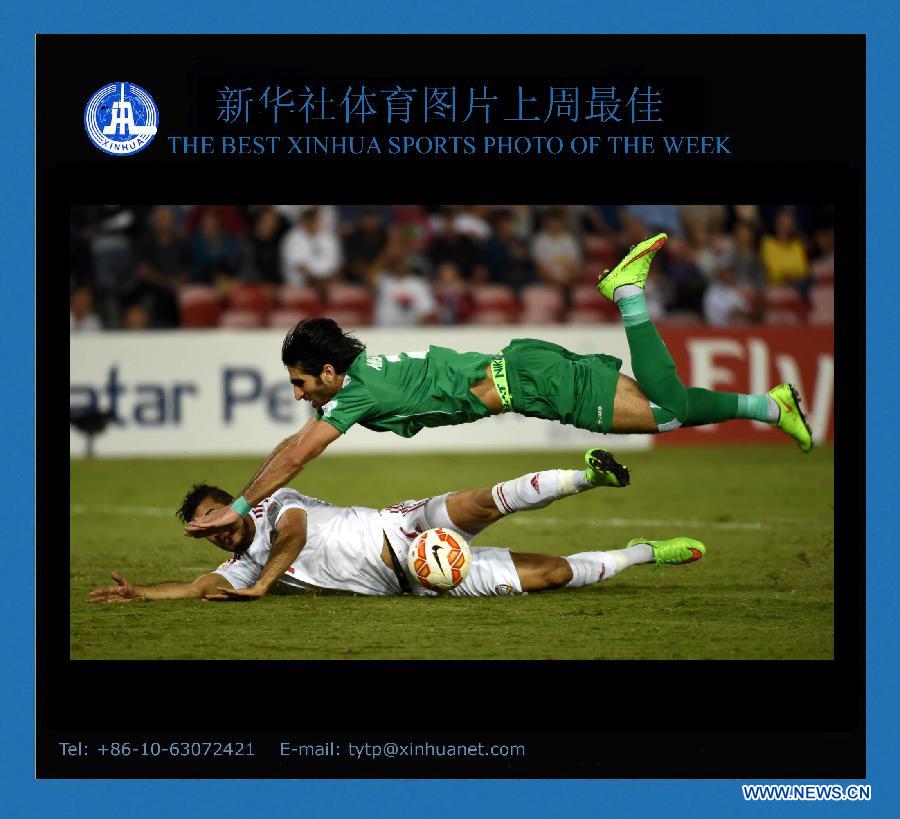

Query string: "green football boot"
[[627, 536, 706, 567], [596, 232, 668, 301], [583, 448, 630, 488], [768, 383, 813, 453]]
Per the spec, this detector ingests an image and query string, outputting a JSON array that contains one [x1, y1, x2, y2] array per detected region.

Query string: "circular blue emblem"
[[84, 82, 159, 156]]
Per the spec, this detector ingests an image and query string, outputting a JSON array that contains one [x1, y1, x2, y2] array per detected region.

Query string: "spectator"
[[482, 209, 536, 291], [183, 205, 247, 238], [427, 207, 485, 279], [453, 205, 493, 240], [622, 204, 683, 237], [280, 207, 343, 292], [730, 205, 762, 230], [761, 208, 810, 286], [685, 224, 722, 281], [662, 236, 707, 316], [372, 243, 436, 327], [133, 205, 188, 327], [87, 205, 144, 325], [702, 264, 761, 326], [190, 209, 241, 285], [581, 205, 621, 236], [275, 204, 338, 234], [342, 207, 389, 283], [433, 261, 474, 325], [810, 225, 835, 282], [122, 301, 151, 330], [727, 220, 767, 292], [681, 204, 728, 238], [391, 205, 433, 244], [70, 286, 102, 333], [531, 207, 582, 291], [245, 206, 288, 285]]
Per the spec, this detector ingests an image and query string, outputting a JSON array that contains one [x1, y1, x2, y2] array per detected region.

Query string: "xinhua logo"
[[84, 82, 159, 155]]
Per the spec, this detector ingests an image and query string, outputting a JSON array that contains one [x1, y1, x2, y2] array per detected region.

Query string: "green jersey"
[[316, 347, 494, 438]]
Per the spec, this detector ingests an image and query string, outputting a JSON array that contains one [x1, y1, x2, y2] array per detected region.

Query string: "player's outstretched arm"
[[184, 419, 340, 538], [205, 509, 307, 602], [88, 571, 233, 603]]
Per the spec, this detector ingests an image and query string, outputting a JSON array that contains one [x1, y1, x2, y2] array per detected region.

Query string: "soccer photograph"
[[37, 33, 863, 781], [69, 202, 835, 661]]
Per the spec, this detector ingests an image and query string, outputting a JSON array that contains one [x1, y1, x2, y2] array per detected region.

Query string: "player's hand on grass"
[[204, 585, 265, 602], [88, 571, 137, 603], [184, 505, 242, 537]]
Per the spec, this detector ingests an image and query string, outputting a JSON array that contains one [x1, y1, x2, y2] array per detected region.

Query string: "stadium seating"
[[278, 285, 323, 315], [764, 285, 809, 325], [471, 285, 519, 323], [267, 309, 310, 330], [226, 284, 275, 318], [565, 309, 606, 325], [519, 284, 564, 324], [570, 284, 620, 322], [178, 286, 222, 328], [219, 310, 263, 329], [325, 283, 373, 325], [808, 284, 835, 325], [470, 309, 518, 326], [321, 308, 373, 329], [582, 235, 617, 272]]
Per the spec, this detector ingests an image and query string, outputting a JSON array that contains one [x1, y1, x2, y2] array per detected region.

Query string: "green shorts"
[[499, 338, 623, 434]]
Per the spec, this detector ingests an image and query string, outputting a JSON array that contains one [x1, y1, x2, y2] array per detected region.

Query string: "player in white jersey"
[[89, 449, 706, 603]]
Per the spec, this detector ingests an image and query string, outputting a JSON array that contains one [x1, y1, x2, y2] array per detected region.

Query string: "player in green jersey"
[[186, 233, 811, 539]]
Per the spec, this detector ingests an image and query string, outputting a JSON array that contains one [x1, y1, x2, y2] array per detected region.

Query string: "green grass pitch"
[[70, 445, 834, 660]]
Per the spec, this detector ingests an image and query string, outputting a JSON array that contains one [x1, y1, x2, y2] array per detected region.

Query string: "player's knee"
[[544, 557, 572, 588], [650, 403, 684, 432]]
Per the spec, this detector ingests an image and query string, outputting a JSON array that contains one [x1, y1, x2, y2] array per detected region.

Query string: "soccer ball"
[[407, 528, 471, 591]]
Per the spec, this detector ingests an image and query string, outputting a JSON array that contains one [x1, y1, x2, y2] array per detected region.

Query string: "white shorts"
[[379, 494, 523, 597]]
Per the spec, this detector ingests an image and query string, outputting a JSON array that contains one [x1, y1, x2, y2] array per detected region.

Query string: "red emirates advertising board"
[[654, 325, 834, 446]]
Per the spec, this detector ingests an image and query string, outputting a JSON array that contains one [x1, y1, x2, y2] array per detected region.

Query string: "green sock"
[[736, 393, 778, 423], [617, 293, 651, 328], [624, 320, 688, 419], [683, 387, 739, 426], [623, 312, 742, 428]]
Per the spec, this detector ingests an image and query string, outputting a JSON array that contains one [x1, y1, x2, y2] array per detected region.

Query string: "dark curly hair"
[[176, 483, 234, 524], [281, 317, 366, 376]]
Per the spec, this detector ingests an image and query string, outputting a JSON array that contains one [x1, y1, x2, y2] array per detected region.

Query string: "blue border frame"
[[7, 2, 894, 815]]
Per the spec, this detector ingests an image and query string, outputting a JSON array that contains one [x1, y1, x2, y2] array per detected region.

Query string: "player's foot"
[[583, 448, 630, 488], [768, 383, 813, 453], [596, 233, 668, 301], [627, 536, 706, 566]]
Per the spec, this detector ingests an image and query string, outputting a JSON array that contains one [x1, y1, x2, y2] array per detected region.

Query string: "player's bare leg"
[[444, 450, 629, 537], [510, 552, 573, 591], [610, 373, 658, 433]]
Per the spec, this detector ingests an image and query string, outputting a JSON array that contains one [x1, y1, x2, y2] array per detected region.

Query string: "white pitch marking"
[[507, 516, 829, 531], [71, 504, 172, 517]]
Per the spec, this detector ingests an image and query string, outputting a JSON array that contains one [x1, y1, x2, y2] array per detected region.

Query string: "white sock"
[[564, 552, 621, 587], [492, 469, 589, 515], [613, 283, 643, 302], [606, 542, 654, 570]]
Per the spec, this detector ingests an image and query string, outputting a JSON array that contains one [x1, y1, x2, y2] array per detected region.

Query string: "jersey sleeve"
[[213, 555, 261, 590], [266, 488, 308, 528], [315, 378, 379, 434]]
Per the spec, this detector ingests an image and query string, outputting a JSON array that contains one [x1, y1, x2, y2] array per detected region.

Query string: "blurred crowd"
[[70, 204, 835, 332]]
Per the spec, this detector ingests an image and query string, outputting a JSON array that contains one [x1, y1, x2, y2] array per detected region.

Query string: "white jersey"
[[213, 488, 397, 596]]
